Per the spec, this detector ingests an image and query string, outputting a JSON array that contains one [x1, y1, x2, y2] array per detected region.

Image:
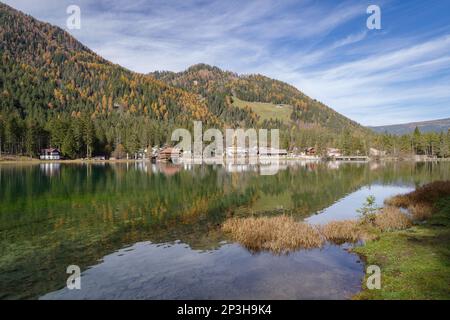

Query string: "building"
[[259, 147, 288, 156], [92, 156, 106, 161], [305, 147, 316, 156], [135, 148, 147, 160], [327, 148, 342, 158], [40, 148, 61, 160], [226, 146, 248, 157], [369, 148, 387, 157], [157, 147, 182, 162]]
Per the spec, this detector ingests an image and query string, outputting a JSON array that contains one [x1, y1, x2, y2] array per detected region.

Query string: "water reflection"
[[41, 242, 363, 300], [306, 185, 415, 224], [0, 161, 449, 299], [39, 163, 61, 176]]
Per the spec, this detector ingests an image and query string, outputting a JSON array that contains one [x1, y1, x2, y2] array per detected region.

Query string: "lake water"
[[0, 161, 448, 299]]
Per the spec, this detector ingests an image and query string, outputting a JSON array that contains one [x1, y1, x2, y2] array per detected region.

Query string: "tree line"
[[0, 110, 177, 159], [1, 107, 449, 159]]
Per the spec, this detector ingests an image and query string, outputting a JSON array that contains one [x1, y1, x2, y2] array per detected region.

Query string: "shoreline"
[[1, 156, 450, 165], [352, 195, 450, 300]]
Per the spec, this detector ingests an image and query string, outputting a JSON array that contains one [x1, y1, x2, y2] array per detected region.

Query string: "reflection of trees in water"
[[0, 164, 255, 299], [0, 162, 449, 299], [244, 162, 450, 218]]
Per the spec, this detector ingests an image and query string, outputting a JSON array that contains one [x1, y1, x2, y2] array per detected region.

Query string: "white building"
[[40, 148, 61, 160], [327, 148, 342, 158]]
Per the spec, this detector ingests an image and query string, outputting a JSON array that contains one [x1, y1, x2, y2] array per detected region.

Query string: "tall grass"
[[374, 206, 412, 232], [318, 220, 362, 244], [385, 181, 450, 208], [384, 195, 410, 208], [222, 215, 323, 253], [408, 204, 433, 221]]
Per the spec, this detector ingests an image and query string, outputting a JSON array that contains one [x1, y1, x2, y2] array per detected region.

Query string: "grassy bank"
[[353, 183, 450, 300]]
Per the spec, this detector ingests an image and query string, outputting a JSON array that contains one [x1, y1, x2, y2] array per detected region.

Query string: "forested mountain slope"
[[150, 63, 366, 133]]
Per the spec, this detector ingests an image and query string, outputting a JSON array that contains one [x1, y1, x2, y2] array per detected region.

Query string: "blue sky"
[[3, 0, 450, 126]]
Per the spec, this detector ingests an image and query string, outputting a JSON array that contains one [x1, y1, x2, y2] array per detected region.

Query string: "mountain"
[[150, 64, 366, 133], [0, 2, 219, 124], [0, 2, 371, 159], [369, 118, 450, 135]]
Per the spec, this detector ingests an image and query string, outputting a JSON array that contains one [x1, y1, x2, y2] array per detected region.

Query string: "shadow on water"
[[0, 161, 449, 299]]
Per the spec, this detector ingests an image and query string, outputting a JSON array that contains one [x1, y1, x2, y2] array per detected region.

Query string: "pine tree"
[[82, 115, 95, 158], [438, 132, 449, 158], [4, 115, 21, 154], [413, 127, 423, 155], [0, 115, 4, 157], [24, 119, 36, 158]]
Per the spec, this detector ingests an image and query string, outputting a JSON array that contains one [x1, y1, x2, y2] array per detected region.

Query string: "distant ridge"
[[369, 118, 450, 135]]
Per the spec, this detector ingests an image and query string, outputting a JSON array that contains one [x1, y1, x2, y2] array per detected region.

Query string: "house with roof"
[[157, 147, 182, 162], [327, 148, 342, 158], [40, 148, 61, 160]]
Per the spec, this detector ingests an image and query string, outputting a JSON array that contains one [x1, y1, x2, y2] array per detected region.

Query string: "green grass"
[[353, 197, 450, 300], [232, 96, 293, 124]]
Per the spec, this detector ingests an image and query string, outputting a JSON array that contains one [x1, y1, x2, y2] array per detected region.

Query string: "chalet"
[[135, 148, 147, 160], [40, 148, 61, 160], [259, 147, 288, 156], [225, 146, 287, 157], [157, 147, 182, 162], [305, 147, 316, 156], [92, 156, 106, 161], [327, 148, 342, 158], [369, 148, 387, 157], [226, 146, 248, 157]]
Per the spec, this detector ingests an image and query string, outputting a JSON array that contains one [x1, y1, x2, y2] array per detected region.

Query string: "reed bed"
[[374, 206, 412, 231], [318, 220, 362, 244], [222, 210, 412, 253], [222, 215, 323, 253], [384, 194, 410, 208], [408, 204, 433, 221], [222, 209, 412, 253], [385, 181, 450, 208]]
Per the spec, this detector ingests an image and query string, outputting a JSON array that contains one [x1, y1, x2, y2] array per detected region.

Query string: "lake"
[[0, 161, 449, 299]]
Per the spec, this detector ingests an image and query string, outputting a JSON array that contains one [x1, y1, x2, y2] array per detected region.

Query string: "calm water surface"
[[0, 161, 448, 299]]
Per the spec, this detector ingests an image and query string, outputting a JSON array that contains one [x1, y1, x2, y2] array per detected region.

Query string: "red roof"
[[41, 148, 60, 153]]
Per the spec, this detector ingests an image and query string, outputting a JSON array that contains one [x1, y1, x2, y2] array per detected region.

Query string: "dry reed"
[[318, 220, 362, 244], [374, 206, 412, 232], [385, 181, 450, 208], [222, 215, 323, 253], [384, 194, 410, 208], [408, 204, 433, 221]]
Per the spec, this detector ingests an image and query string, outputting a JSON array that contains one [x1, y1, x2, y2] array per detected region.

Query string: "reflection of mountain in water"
[[0, 161, 449, 298]]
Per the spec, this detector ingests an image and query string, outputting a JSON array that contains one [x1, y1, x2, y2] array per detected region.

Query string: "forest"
[[1, 108, 449, 159]]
